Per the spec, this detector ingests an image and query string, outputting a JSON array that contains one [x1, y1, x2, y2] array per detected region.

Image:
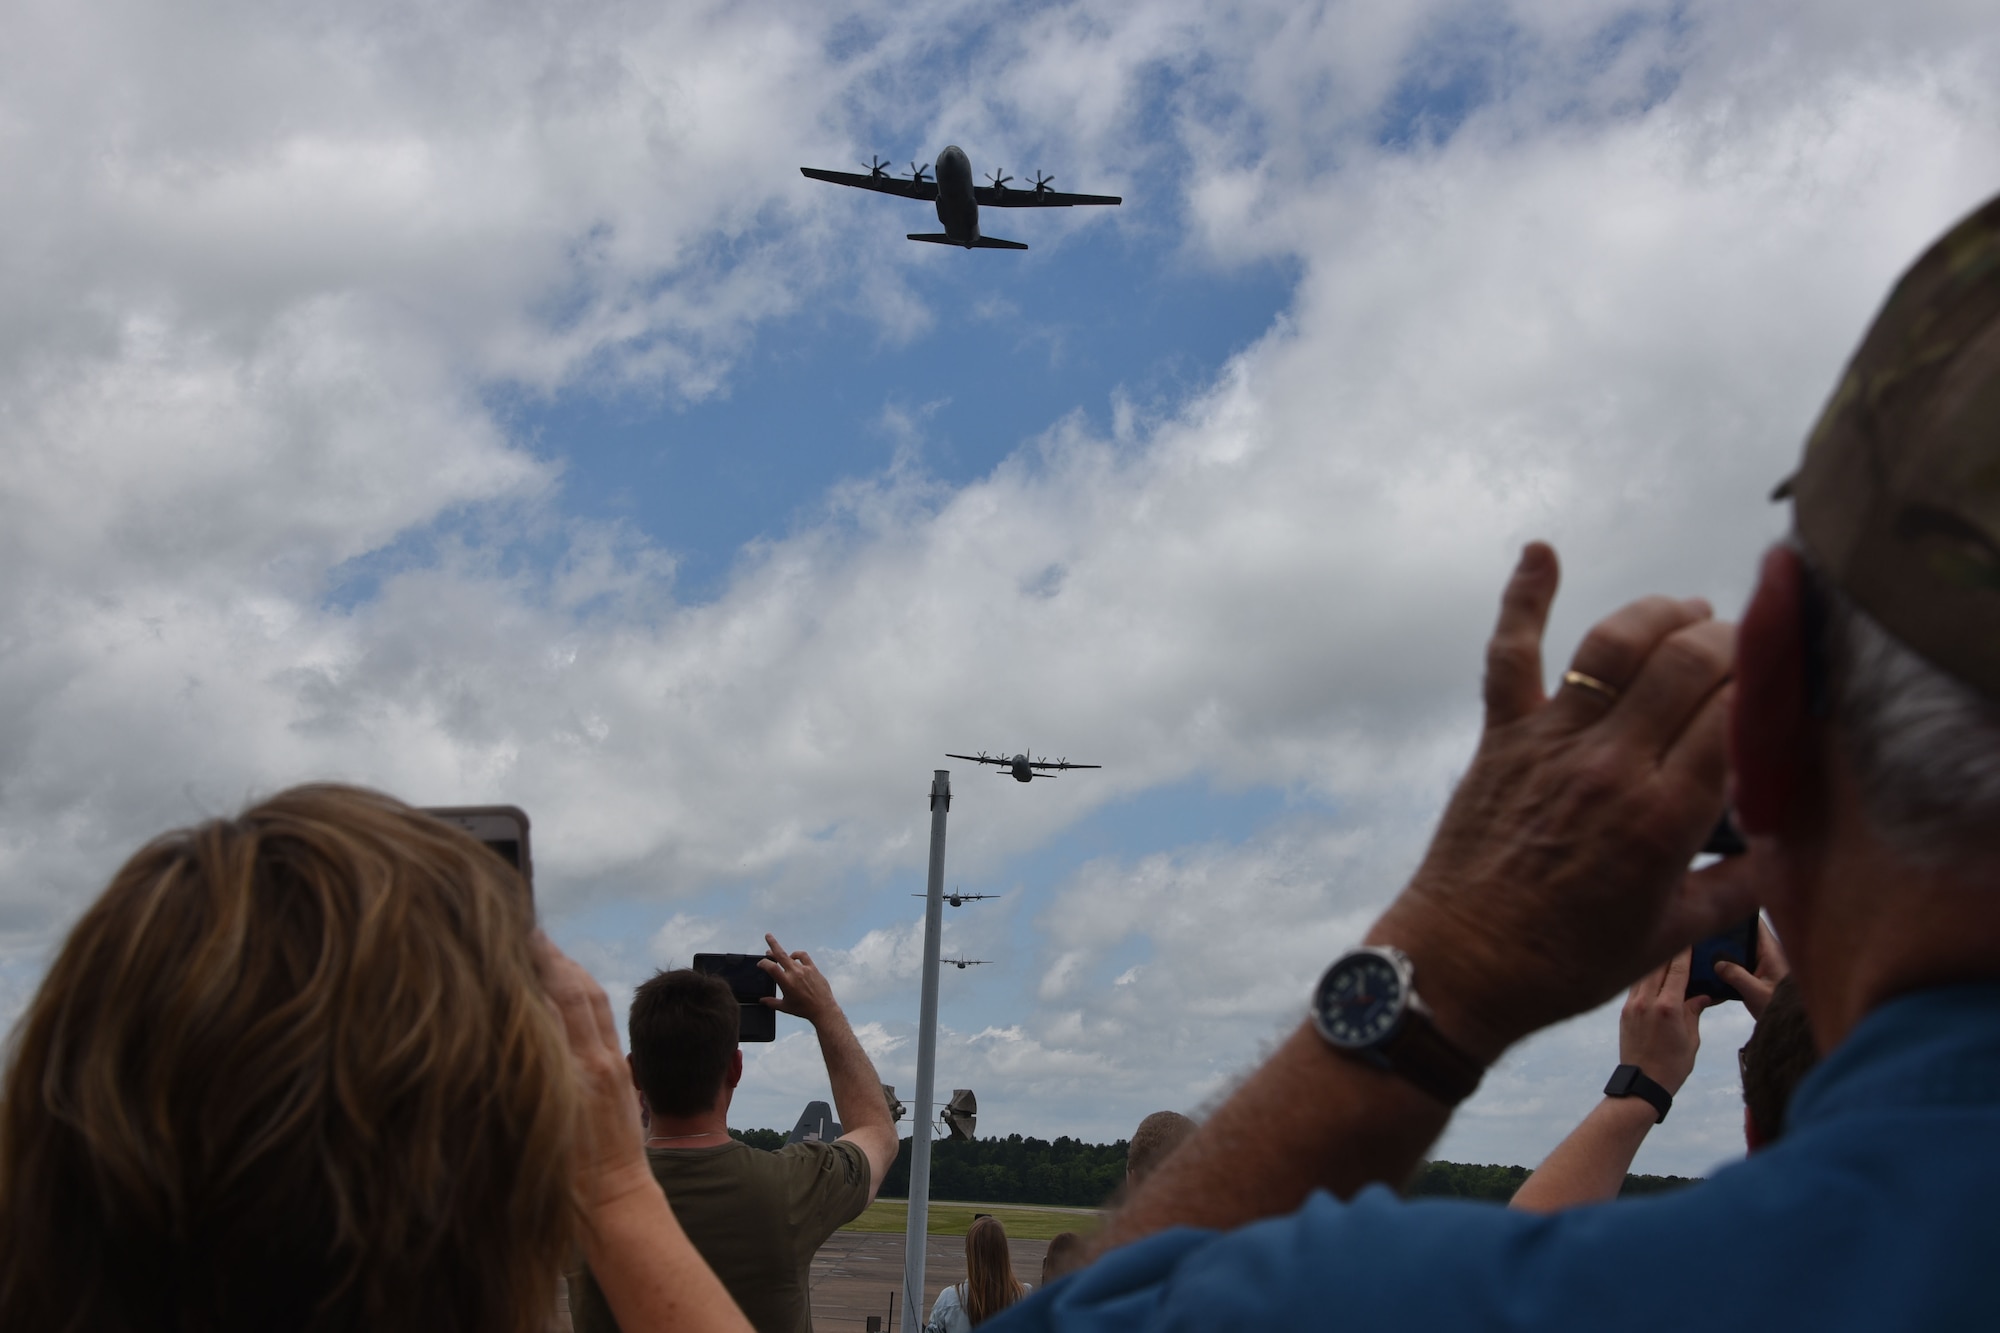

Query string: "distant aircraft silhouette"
[[801, 146, 1120, 250], [948, 751, 1102, 782], [911, 887, 999, 907], [940, 958, 989, 970]]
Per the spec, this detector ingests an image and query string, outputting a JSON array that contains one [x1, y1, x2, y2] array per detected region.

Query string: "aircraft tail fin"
[[906, 233, 1029, 251], [785, 1100, 841, 1145]]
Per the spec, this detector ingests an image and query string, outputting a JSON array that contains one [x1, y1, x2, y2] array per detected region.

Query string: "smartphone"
[[692, 952, 779, 1043], [1688, 915, 1759, 1003], [1687, 810, 1755, 1000], [423, 805, 533, 897]]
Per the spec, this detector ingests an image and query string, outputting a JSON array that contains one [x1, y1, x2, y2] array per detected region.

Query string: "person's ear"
[[726, 1048, 744, 1090], [627, 1052, 641, 1090], [1744, 1104, 1764, 1154], [1732, 545, 1810, 836]]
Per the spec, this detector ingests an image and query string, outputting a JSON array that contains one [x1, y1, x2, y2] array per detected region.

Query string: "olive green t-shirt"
[[573, 1137, 871, 1333]]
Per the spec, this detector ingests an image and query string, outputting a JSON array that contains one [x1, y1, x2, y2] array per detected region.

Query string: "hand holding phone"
[[1687, 915, 1760, 1003], [692, 953, 779, 1042], [1713, 920, 1791, 1020]]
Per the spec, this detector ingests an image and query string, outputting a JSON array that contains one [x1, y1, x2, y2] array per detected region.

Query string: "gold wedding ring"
[[1561, 669, 1621, 703]]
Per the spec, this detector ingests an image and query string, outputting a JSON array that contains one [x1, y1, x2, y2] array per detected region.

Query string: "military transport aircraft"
[[910, 887, 999, 907], [800, 146, 1120, 250], [939, 958, 989, 970], [947, 751, 1103, 782]]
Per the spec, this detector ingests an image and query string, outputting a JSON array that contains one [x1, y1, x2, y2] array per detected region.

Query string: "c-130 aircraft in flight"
[[801, 145, 1120, 250], [947, 751, 1102, 782]]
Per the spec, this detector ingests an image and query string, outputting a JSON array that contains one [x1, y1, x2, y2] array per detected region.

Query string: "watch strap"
[[1380, 1007, 1485, 1106], [1603, 1063, 1673, 1123]]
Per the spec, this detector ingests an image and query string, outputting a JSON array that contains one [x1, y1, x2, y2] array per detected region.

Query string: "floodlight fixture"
[[941, 1088, 978, 1142]]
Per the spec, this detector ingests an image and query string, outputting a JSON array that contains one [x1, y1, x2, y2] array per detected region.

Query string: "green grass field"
[[841, 1199, 1102, 1240]]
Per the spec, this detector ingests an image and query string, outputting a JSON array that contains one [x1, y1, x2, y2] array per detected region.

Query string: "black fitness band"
[[1603, 1063, 1673, 1123]]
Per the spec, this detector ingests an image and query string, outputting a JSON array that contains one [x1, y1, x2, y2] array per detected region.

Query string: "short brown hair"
[[1742, 977, 1818, 1145], [0, 784, 576, 1333], [1127, 1110, 1197, 1183], [1042, 1230, 1086, 1285], [629, 969, 740, 1117]]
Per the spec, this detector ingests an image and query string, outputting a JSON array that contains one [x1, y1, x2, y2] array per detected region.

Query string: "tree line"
[[731, 1130, 1697, 1206]]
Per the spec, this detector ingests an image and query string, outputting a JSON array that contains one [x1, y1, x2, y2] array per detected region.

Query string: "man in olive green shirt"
[[574, 934, 900, 1333]]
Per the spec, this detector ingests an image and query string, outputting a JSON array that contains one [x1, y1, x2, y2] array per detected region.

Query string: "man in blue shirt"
[[991, 193, 2000, 1332]]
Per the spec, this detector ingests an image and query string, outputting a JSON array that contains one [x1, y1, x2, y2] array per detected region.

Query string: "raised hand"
[[1368, 542, 1756, 1062], [1620, 949, 1712, 1093], [531, 932, 652, 1214], [756, 933, 842, 1027], [1715, 916, 1791, 1021]]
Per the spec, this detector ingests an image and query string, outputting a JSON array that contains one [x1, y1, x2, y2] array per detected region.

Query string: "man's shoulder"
[[771, 1137, 871, 1190], [657, 1137, 866, 1195], [993, 1126, 2000, 1332]]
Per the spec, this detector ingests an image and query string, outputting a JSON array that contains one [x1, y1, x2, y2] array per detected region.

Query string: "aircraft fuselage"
[[934, 145, 980, 244], [1009, 753, 1034, 782]]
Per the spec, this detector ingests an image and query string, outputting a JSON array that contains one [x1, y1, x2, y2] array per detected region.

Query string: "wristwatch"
[[1603, 1064, 1673, 1123], [1309, 947, 1485, 1106]]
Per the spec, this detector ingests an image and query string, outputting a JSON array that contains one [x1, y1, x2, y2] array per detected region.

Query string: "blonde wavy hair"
[[0, 784, 578, 1333]]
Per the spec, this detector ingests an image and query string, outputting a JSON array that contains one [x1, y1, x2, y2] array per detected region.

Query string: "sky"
[[3, 0, 2000, 1180]]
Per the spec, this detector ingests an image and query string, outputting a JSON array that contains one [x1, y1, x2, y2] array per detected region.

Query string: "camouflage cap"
[[1776, 191, 2000, 701]]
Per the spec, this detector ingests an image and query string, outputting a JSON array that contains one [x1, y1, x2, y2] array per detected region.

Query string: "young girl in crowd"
[[928, 1214, 1031, 1331]]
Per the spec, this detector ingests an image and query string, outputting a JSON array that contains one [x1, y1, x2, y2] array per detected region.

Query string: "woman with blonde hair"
[[0, 783, 750, 1333], [927, 1214, 1030, 1331]]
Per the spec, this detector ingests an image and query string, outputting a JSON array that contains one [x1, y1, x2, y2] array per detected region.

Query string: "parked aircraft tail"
[[786, 1099, 842, 1145]]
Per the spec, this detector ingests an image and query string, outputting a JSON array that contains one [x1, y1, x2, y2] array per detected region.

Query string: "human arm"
[[1714, 916, 1790, 1021], [535, 935, 754, 1333], [1100, 543, 1757, 1251], [758, 933, 900, 1201], [1509, 949, 1712, 1212]]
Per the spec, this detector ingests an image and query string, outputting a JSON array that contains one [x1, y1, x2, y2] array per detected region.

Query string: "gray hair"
[[1819, 560, 2000, 864]]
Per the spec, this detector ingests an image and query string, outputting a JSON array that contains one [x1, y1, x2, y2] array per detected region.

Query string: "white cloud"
[[649, 912, 726, 966], [4, 0, 1999, 1175]]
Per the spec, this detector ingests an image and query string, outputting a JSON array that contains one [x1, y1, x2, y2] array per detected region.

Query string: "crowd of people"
[[2, 190, 1998, 1331]]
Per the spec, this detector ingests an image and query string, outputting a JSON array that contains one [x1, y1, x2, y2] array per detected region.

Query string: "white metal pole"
[[903, 769, 950, 1328]]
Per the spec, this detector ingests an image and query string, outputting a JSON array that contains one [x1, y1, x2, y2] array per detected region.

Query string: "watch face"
[[1315, 952, 1405, 1048]]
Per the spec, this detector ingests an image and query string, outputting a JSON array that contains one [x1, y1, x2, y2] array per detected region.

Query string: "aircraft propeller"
[[908, 161, 933, 183], [986, 170, 1013, 189], [863, 155, 893, 178], [1031, 171, 1055, 194]]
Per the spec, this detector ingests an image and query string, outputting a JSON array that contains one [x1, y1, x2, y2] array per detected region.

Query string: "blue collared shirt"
[[990, 984, 2000, 1332]]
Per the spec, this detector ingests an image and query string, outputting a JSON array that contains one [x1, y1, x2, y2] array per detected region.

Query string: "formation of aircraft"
[[911, 887, 999, 907], [948, 751, 1103, 782], [801, 145, 1120, 250]]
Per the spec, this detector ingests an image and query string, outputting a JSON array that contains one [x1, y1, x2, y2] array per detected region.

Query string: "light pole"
[[903, 769, 950, 1326]]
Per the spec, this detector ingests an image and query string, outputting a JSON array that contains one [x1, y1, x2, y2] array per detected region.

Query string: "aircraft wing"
[[945, 753, 1003, 765], [974, 186, 1122, 208], [1031, 761, 1102, 770], [801, 167, 939, 201]]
